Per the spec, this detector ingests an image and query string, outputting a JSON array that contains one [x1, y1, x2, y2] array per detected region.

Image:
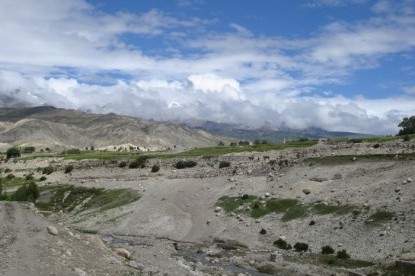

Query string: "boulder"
[[302, 188, 311, 195], [46, 226, 58, 236], [114, 247, 131, 259]]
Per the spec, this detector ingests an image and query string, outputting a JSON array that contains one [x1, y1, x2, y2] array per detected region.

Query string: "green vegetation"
[[285, 253, 373, 269], [129, 156, 148, 169], [336, 249, 351, 259], [36, 185, 140, 213], [218, 160, 231, 168], [382, 262, 415, 276], [306, 152, 415, 166], [216, 195, 359, 222], [398, 116, 415, 136], [321, 245, 335, 255], [10, 182, 39, 202], [294, 242, 309, 252], [22, 146, 36, 153], [42, 166, 54, 175], [151, 164, 160, 173], [368, 211, 396, 223], [6, 147, 21, 159], [64, 165, 74, 174], [174, 160, 197, 169], [61, 148, 82, 155], [273, 238, 292, 250], [257, 263, 280, 274], [119, 161, 127, 168]]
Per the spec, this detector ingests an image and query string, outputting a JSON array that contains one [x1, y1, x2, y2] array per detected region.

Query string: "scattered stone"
[[352, 157, 357, 161], [379, 231, 387, 237], [128, 260, 144, 270], [229, 178, 237, 182], [206, 220, 211, 225], [90, 235, 106, 249], [309, 220, 316, 226], [302, 188, 311, 195], [270, 251, 282, 262], [114, 247, 131, 259], [260, 228, 267, 234], [279, 236, 287, 241], [407, 177, 412, 183], [255, 219, 261, 223], [73, 268, 87, 276], [395, 187, 401, 193], [46, 226, 58, 236], [264, 192, 270, 197], [214, 206, 222, 212]]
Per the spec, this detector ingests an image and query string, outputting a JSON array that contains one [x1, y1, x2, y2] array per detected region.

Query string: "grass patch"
[[286, 253, 374, 269], [257, 263, 280, 274], [36, 185, 140, 213], [368, 211, 396, 223], [216, 196, 359, 222]]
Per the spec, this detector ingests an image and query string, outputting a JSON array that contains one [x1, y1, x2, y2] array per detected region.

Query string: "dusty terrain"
[[1, 139, 415, 275]]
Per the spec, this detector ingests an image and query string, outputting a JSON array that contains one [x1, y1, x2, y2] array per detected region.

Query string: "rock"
[[407, 177, 412, 183], [270, 251, 282, 262], [214, 206, 222, 212], [309, 220, 316, 226], [73, 268, 87, 276], [255, 219, 261, 223], [260, 228, 267, 234], [302, 188, 311, 195], [114, 247, 131, 259], [128, 260, 144, 270], [264, 192, 270, 197], [279, 235, 286, 241], [206, 220, 211, 225], [229, 178, 237, 182], [395, 187, 401, 193], [379, 231, 387, 236], [46, 226, 58, 236], [352, 157, 357, 161], [90, 235, 106, 249]]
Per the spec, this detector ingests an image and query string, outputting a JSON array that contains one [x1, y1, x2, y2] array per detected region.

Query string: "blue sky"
[[0, 0, 414, 134]]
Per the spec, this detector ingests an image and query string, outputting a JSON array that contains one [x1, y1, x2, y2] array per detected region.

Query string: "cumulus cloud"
[[0, 0, 414, 135]]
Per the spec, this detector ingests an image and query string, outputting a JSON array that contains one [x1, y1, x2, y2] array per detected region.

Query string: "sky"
[[0, 0, 414, 134]]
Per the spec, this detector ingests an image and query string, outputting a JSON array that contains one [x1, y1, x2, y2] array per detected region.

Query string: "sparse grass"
[[381, 262, 415, 276], [257, 263, 280, 274], [36, 185, 140, 213], [0, 176, 32, 189], [306, 153, 415, 166], [368, 211, 396, 223], [286, 253, 374, 269], [216, 196, 360, 222]]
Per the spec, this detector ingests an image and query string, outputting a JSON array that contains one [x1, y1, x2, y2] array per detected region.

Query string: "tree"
[[398, 116, 415, 136], [6, 147, 21, 159]]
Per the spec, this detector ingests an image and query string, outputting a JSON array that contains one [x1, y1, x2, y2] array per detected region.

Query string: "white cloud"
[[0, 0, 414, 135]]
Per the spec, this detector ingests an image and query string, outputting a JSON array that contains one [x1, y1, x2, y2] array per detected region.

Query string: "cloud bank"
[[0, 0, 414, 134]]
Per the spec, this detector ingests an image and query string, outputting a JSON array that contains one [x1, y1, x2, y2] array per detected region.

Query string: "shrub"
[[6, 147, 21, 159], [273, 238, 292, 250], [336, 249, 350, 259], [22, 146, 35, 153], [6, 173, 15, 180], [373, 143, 380, 148], [294, 242, 309, 252], [129, 156, 148, 169], [25, 174, 34, 180], [403, 135, 411, 142], [0, 182, 3, 200], [119, 161, 127, 168], [64, 165, 74, 174], [5, 168, 12, 173], [219, 161, 231, 168], [42, 166, 54, 175], [321, 245, 335, 254], [151, 164, 160, 173], [11, 182, 39, 202], [174, 160, 197, 169], [39, 176, 47, 181]]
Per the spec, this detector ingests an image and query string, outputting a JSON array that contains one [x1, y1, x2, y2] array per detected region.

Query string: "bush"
[[25, 174, 34, 180], [404, 135, 411, 142], [129, 156, 148, 169], [373, 143, 380, 148], [174, 160, 197, 169], [6, 173, 15, 180], [336, 249, 350, 259], [22, 146, 35, 153], [11, 182, 39, 202], [119, 161, 127, 168], [294, 242, 309, 252], [39, 176, 47, 181], [219, 161, 231, 168], [6, 147, 21, 159], [64, 165, 74, 174], [321, 245, 335, 254], [273, 238, 292, 250], [42, 166, 54, 175], [151, 164, 160, 173]]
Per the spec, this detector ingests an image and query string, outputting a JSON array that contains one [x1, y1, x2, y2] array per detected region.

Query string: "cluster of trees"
[[398, 116, 415, 136]]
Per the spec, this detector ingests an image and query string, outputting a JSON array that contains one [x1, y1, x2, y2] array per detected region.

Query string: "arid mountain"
[[0, 106, 227, 151]]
